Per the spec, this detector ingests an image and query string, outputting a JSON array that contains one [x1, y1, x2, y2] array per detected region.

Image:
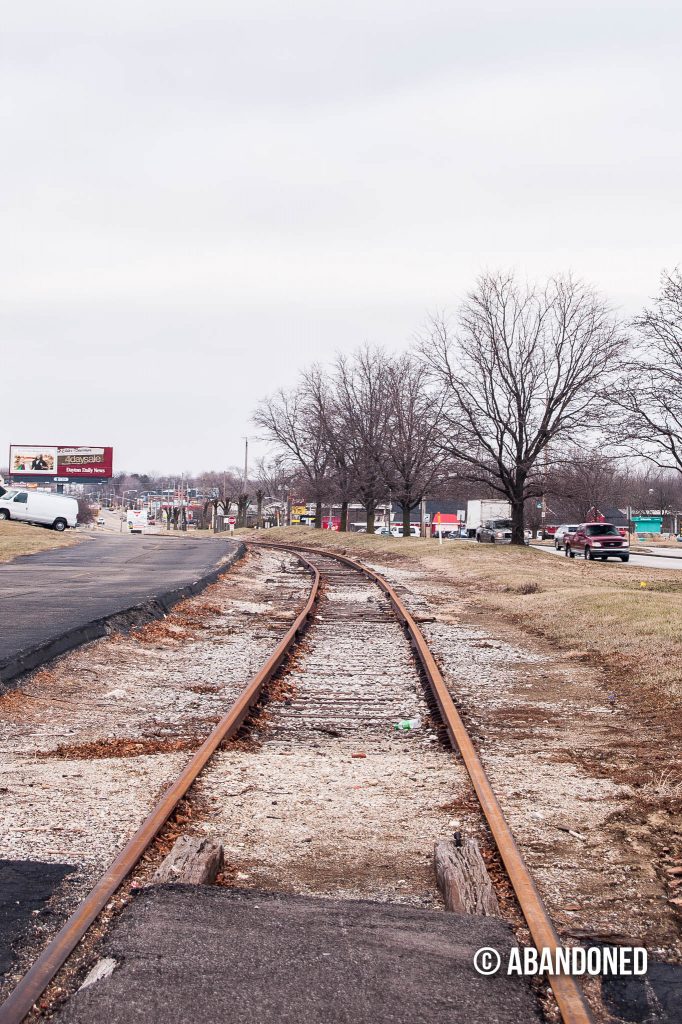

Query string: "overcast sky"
[[2, 1, 680, 476]]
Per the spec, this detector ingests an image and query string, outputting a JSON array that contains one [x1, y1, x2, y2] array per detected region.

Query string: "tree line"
[[253, 269, 682, 544]]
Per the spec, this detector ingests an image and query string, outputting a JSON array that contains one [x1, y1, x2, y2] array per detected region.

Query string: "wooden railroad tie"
[[434, 837, 500, 916]]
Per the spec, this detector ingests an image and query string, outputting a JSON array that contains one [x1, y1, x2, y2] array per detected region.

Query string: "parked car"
[[564, 522, 630, 562], [477, 518, 513, 543], [0, 489, 78, 531], [372, 525, 414, 537], [554, 524, 579, 551], [392, 525, 420, 537], [96, 516, 106, 526]]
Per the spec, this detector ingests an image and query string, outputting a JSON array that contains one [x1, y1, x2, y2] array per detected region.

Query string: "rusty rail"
[[255, 541, 594, 1024], [0, 553, 321, 1024]]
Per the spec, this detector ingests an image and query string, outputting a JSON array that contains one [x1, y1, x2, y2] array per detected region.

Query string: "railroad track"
[[0, 544, 593, 1024]]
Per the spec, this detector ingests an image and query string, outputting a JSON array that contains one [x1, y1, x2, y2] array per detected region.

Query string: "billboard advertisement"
[[9, 447, 58, 475], [10, 445, 113, 479]]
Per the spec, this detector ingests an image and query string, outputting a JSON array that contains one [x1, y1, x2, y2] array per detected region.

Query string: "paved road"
[[0, 533, 242, 685], [531, 544, 682, 571], [53, 886, 542, 1024]]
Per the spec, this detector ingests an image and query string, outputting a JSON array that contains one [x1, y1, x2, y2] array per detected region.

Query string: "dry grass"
[[259, 527, 682, 709], [0, 521, 82, 563]]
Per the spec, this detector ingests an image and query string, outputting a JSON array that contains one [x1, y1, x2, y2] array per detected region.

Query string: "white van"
[[0, 489, 78, 531]]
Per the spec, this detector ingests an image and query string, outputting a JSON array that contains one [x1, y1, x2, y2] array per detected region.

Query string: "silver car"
[[554, 524, 579, 551], [477, 518, 513, 543]]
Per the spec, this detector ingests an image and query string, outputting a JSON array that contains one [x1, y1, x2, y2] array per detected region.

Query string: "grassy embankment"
[[0, 521, 82, 563], [260, 526, 682, 709]]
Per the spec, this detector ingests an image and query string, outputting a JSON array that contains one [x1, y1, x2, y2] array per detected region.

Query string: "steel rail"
[[256, 541, 594, 1024], [0, 554, 321, 1024]]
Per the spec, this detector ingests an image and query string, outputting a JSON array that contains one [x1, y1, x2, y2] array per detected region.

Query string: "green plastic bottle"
[[393, 715, 422, 731]]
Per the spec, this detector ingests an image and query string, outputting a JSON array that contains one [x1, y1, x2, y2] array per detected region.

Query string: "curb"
[[0, 542, 246, 691]]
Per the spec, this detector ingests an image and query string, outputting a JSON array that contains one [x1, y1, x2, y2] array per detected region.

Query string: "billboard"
[[10, 445, 113, 479]]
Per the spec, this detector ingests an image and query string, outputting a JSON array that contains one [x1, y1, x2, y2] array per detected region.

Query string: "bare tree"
[[253, 483, 265, 527], [384, 354, 447, 537], [423, 272, 626, 543], [329, 347, 390, 534], [628, 468, 682, 532], [254, 455, 293, 526], [76, 497, 95, 525], [302, 365, 354, 531], [236, 491, 251, 527], [615, 268, 682, 475], [200, 470, 240, 530], [547, 451, 625, 521], [253, 385, 330, 528]]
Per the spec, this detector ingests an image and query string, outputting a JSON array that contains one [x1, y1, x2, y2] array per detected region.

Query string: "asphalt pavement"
[[53, 885, 542, 1024], [0, 533, 243, 686], [0, 860, 74, 976]]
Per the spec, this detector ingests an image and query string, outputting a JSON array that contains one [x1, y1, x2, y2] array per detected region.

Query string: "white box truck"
[[466, 499, 511, 538], [127, 509, 148, 534], [0, 488, 78, 531]]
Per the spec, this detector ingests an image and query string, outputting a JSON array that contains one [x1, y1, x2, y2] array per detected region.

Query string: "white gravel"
[[363, 555, 681, 954], [190, 553, 477, 907]]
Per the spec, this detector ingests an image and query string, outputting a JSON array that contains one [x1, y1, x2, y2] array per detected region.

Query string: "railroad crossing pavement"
[[530, 543, 682, 571], [0, 860, 74, 977], [52, 886, 542, 1024], [0, 533, 244, 686]]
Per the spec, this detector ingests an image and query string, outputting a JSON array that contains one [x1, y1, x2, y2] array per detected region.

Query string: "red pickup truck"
[[564, 522, 630, 562]]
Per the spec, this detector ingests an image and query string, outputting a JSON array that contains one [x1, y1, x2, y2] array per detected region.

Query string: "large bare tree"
[[253, 385, 330, 528], [329, 347, 390, 534], [424, 272, 626, 543], [615, 269, 682, 475], [384, 354, 447, 537], [302, 364, 355, 531]]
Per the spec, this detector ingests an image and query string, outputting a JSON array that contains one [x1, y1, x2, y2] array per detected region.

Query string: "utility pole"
[[242, 437, 249, 488]]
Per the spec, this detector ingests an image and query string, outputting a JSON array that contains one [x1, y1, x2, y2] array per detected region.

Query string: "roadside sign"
[[10, 444, 113, 479], [228, 516, 236, 525]]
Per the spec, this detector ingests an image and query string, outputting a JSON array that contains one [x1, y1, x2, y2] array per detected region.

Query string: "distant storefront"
[[631, 514, 663, 533]]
